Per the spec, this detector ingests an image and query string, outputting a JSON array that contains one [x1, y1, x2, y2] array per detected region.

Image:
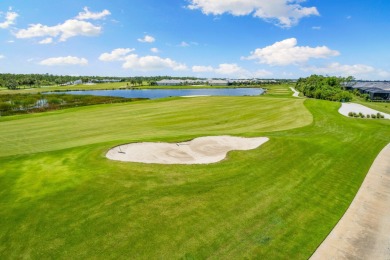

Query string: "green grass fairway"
[[1, 96, 389, 259]]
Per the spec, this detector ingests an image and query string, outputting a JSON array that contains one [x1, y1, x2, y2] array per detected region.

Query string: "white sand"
[[339, 103, 390, 119], [310, 143, 390, 260], [106, 136, 269, 164], [290, 87, 300, 97]]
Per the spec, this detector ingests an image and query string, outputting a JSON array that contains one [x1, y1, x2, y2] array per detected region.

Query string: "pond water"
[[51, 88, 264, 99]]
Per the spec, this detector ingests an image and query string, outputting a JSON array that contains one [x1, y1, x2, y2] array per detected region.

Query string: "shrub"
[[367, 114, 371, 118], [371, 114, 377, 119], [348, 112, 354, 117]]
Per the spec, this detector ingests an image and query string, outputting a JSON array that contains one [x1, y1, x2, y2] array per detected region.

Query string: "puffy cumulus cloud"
[[187, 0, 319, 27], [122, 55, 187, 71], [14, 7, 110, 42], [39, 56, 88, 66], [215, 63, 245, 75], [99, 48, 135, 61], [150, 47, 159, 53], [303, 62, 381, 78], [0, 9, 18, 29], [138, 35, 155, 43], [39, 37, 53, 44], [244, 38, 339, 66], [192, 63, 261, 78], [99, 48, 187, 71], [75, 7, 111, 20], [15, 19, 102, 42], [192, 65, 214, 73]]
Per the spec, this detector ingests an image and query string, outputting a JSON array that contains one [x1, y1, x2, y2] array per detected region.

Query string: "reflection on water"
[[51, 88, 264, 99]]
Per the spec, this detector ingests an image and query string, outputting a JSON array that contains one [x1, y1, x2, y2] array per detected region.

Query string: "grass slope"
[[0, 96, 389, 259], [0, 96, 310, 157]]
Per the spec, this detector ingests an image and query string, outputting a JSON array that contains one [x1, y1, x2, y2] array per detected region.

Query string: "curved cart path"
[[311, 143, 390, 260], [290, 87, 300, 97], [339, 103, 390, 119]]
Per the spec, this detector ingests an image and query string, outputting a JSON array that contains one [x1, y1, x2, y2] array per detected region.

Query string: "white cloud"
[[304, 63, 376, 77], [253, 69, 273, 77], [39, 56, 88, 66], [179, 41, 190, 47], [14, 7, 109, 42], [192, 63, 255, 78], [39, 37, 53, 44], [244, 38, 339, 66], [377, 70, 390, 78], [215, 63, 244, 75], [99, 48, 187, 71], [187, 0, 319, 27], [150, 47, 159, 53], [0, 54, 5, 59], [0, 9, 18, 29], [15, 19, 102, 42], [312, 26, 321, 30], [99, 48, 135, 61], [75, 7, 111, 20], [192, 65, 214, 73], [138, 35, 155, 43], [122, 55, 187, 71]]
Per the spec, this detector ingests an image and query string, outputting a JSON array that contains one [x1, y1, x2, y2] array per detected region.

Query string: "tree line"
[[0, 73, 201, 90], [295, 75, 354, 102]]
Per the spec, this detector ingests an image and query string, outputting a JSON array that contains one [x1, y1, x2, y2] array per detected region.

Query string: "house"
[[156, 79, 183, 86], [351, 82, 390, 100], [208, 79, 229, 86]]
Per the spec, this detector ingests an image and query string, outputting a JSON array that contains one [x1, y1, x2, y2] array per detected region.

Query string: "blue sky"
[[0, 0, 389, 79]]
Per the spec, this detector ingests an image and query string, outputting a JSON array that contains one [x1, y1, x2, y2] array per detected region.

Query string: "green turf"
[[0, 96, 311, 157], [0, 96, 389, 259], [356, 100, 390, 114]]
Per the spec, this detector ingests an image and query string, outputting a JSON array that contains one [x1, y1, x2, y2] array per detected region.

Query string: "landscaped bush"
[[371, 114, 377, 118], [377, 113, 384, 119]]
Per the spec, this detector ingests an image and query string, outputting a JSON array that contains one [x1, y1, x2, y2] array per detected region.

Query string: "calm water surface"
[[53, 88, 264, 99]]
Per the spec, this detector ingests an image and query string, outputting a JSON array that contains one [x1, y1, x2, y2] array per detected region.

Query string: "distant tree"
[[295, 75, 353, 102]]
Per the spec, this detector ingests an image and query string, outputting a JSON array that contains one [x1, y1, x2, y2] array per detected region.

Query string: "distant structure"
[[156, 79, 184, 86], [347, 82, 390, 100], [60, 79, 82, 86], [208, 79, 229, 86]]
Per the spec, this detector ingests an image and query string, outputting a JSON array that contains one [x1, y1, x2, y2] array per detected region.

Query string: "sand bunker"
[[106, 136, 269, 164], [339, 103, 390, 119]]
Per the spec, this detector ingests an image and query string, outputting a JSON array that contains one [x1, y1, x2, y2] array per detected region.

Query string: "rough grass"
[[0, 96, 389, 259], [263, 84, 293, 98]]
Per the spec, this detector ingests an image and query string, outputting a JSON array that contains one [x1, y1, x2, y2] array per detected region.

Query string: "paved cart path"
[[310, 143, 390, 260], [339, 103, 390, 119]]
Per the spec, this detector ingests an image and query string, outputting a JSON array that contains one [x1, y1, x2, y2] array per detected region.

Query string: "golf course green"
[[1, 90, 389, 258]]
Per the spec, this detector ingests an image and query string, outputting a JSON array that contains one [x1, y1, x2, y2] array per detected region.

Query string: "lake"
[[51, 88, 264, 99]]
